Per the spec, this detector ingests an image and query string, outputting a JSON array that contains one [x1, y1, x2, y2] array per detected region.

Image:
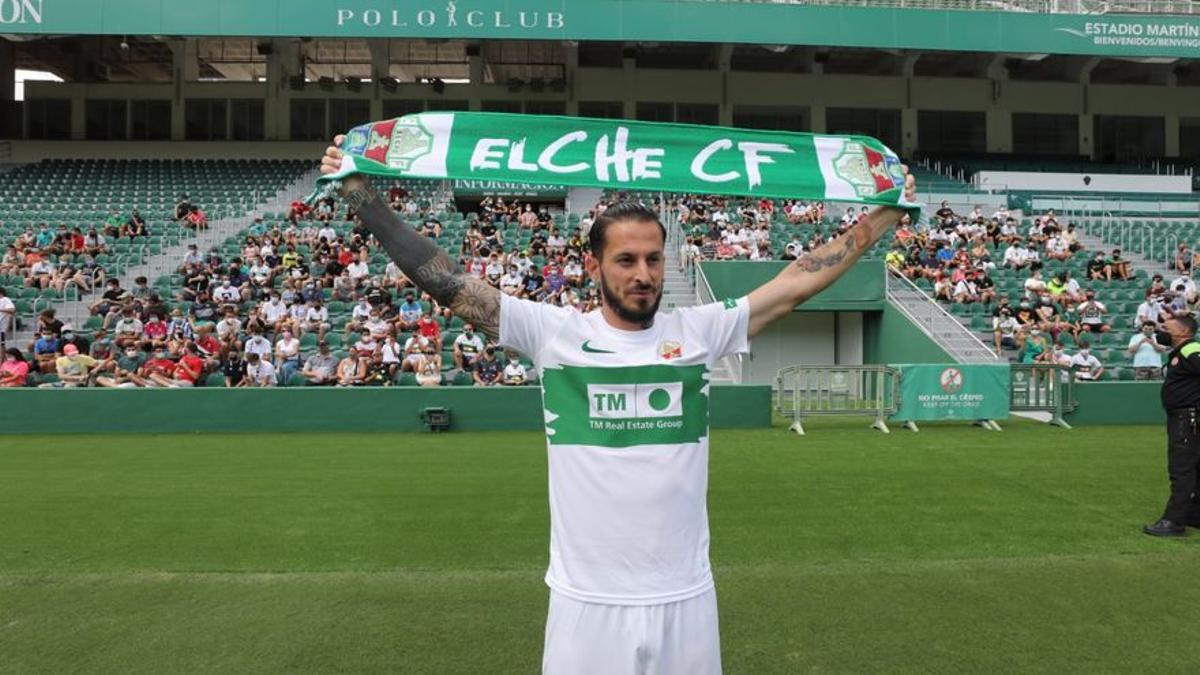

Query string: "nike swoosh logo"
[[581, 340, 615, 354]]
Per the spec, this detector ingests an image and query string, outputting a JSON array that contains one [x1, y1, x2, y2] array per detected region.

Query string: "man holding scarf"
[[318, 117, 917, 674]]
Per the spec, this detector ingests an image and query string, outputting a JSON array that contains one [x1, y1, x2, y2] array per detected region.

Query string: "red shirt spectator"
[[195, 333, 222, 358], [290, 200, 312, 218], [417, 315, 441, 341], [144, 318, 168, 341], [337, 248, 355, 268], [144, 355, 176, 378], [174, 353, 205, 384], [70, 232, 86, 252]]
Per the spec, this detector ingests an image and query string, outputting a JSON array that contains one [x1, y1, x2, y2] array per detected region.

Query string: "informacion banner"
[[451, 179, 567, 199], [889, 364, 1011, 422]]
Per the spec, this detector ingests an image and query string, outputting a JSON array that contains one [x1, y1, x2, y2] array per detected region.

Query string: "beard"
[[599, 271, 661, 327]]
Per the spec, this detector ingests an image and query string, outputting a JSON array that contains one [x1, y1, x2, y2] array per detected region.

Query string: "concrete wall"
[[862, 303, 954, 365], [21, 68, 1200, 157], [0, 384, 772, 434]]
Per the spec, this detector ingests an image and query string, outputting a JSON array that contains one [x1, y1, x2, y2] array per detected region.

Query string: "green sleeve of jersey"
[[1181, 343, 1200, 358]]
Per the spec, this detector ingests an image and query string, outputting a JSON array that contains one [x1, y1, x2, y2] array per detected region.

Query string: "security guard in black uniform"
[[1145, 314, 1200, 537]]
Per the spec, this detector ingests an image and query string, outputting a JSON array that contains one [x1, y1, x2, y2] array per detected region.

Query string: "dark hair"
[[587, 202, 665, 259], [4, 348, 24, 362], [1173, 314, 1198, 338]]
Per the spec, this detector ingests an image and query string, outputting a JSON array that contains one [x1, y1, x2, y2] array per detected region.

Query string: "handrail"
[[885, 270, 1000, 362]]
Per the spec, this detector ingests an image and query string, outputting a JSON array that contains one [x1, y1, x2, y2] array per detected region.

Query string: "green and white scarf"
[[310, 112, 917, 214]]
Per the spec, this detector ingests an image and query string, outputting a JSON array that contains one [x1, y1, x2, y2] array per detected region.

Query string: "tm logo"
[[587, 383, 682, 419]]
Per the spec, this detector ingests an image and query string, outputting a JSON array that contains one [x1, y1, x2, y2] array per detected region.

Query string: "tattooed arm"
[[747, 169, 917, 338], [324, 139, 500, 339]]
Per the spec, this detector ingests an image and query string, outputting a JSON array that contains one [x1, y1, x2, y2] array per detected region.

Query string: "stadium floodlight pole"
[[328, 137, 501, 339]]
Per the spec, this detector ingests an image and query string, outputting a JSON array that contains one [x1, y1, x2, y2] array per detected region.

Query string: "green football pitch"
[[2, 419, 1197, 674]]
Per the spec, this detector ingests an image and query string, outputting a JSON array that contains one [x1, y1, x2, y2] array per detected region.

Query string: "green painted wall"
[[1063, 382, 1164, 426], [700, 260, 885, 312], [862, 303, 954, 365], [0, 385, 770, 434]]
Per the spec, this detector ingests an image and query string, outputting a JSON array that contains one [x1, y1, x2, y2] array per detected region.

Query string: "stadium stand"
[[1, 178, 604, 388], [0, 159, 311, 335]]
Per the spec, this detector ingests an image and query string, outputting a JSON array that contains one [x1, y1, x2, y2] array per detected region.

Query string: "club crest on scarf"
[[358, 118, 436, 172], [833, 141, 896, 198]]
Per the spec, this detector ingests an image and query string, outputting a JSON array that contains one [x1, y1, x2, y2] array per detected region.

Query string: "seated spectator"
[[344, 297, 374, 336], [33, 329, 61, 373], [1128, 321, 1169, 380], [0, 348, 31, 387], [502, 352, 528, 386], [379, 334, 403, 380], [363, 352, 393, 386], [1077, 291, 1110, 334], [301, 342, 339, 386], [1086, 251, 1110, 281], [415, 343, 442, 387], [1071, 342, 1105, 381], [215, 309, 243, 352], [473, 346, 503, 386], [952, 272, 978, 304], [49, 343, 103, 387], [1023, 269, 1048, 303], [243, 352, 276, 388], [1175, 243, 1192, 274], [243, 327, 273, 363], [97, 344, 149, 388], [416, 311, 443, 351], [352, 329, 378, 358], [143, 313, 168, 349], [335, 353, 367, 387], [1002, 241, 1029, 270], [453, 323, 484, 371], [1136, 295, 1168, 328], [140, 348, 176, 385], [275, 329, 302, 384], [993, 306, 1020, 352], [1108, 249, 1132, 281], [974, 270, 996, 305], [185, 206, 209, 231], [301, 299, 330, 340], [154, 343, 205, 388], [1019, 328, 1050, 364]]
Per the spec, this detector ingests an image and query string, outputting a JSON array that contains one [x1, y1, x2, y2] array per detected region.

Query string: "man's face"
[[585, 219, 665, 326], [1164, 318, 1194, 347]]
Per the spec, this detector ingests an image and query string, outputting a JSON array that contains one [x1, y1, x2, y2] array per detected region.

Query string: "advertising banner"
[[1, 1, 1197, 59], [889, 363, 1011, 422]]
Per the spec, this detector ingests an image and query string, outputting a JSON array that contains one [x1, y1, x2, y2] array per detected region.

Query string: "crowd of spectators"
[[0, 194, 214, 305], [883, 201, 1190, 379], [0, 186, 613, 388]]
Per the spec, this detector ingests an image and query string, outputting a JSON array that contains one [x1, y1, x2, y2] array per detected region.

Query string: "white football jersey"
[[499, 292, 750, 605]]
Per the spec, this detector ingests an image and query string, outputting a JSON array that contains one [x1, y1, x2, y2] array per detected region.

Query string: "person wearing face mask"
[[1146, 314, 1200, 537], [453, 323, 485, 372], [502, 351, 528, 386], [1019, 327, 1050, 364], [1129, 321, 1171, 381], [1069, 341, 1104, 381], [97, 344, 148, 388]]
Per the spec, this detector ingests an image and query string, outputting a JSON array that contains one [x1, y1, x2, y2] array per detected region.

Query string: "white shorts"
[[541, 588, 721, 675]]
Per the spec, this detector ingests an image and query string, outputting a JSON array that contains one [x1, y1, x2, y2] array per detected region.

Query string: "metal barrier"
[[1009, 364, 1077, 428], [775, 365, 901, 434]]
